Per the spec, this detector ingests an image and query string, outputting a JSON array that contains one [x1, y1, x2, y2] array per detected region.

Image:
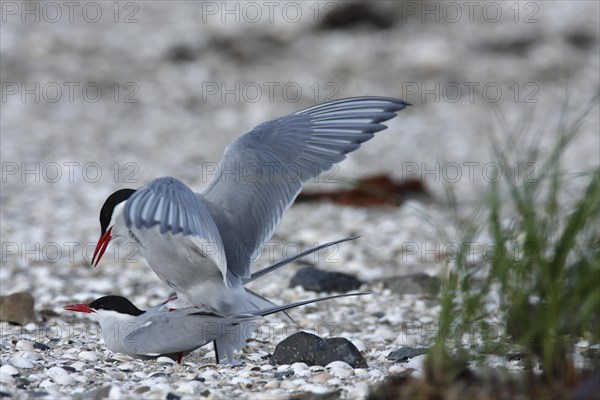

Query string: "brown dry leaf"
[[297, 175, 428, 207]]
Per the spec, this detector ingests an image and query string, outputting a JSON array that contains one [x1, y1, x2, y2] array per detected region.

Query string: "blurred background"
[[1, 1, 599, 304]]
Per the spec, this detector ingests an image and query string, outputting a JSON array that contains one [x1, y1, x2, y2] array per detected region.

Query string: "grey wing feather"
[[125, 177, 228, 280], [123, 309, 258, 356], [200, 97, 409, 279]]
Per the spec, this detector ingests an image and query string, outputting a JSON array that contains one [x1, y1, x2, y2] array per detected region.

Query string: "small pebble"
[[302, 383, 330, 394], [157, 356, 176, 364], [351, 339, 367, 352], [231, 376, 252, 387], [276, 364, 290, 372], [134, 385, 151, 394], [388, 364, 406, 374], [112, 354, 132, 362], [280, 380, 297, 390], [177, 381, 199, 394], [264, 381, 279, 389], [330, 367, 353, 379], [0, 373, 16, 385], [39, 378, 54, 388], [132, 371, 147, 380], [117, 363, 136, 371], [79, 351, 98, 361], [33, 342, 50, 351], [291, 362, 308, 371], [16, 340, 36, 352], [0, 365, 19, 376], [311, 372, 332, 383], [48, 367, 69, 378], [109, 385, 122, 399], [14, 350, 39, 360], [53, 374, 75, 385], [326, 361, 353, 370], [69, 361, 86, 371], [328, 378, 342, 385]]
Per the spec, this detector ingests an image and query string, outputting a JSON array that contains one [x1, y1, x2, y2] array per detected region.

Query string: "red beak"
[[91, 227, 112, 267], [63, 303, 96, 314]]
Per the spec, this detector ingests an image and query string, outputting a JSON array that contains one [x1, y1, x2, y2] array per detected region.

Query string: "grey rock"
[[74, 386, 111, 400], [379, 273, 441, 297], [289, 266, 363, 293], [387, 347, 428, 362], [0, 292, 36, 325], [274, 370, 294, 378], [271, 332, 367, 368]]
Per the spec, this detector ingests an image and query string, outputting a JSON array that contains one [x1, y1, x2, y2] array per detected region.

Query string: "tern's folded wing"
[[122, 309, 258, 356], [124, 177, 228, 283]]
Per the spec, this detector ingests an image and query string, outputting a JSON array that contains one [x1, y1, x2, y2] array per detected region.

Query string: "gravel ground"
[[1, 1, 599, 398]]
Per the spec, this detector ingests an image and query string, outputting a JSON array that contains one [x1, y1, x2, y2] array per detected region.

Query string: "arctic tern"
[[64, 292, 368, 363], [90, 96, 409, 361]]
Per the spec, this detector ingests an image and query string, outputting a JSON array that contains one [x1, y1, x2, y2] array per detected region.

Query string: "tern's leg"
[[213, 341, 220, 364]]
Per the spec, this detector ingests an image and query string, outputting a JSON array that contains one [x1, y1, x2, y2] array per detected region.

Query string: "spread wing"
[[125, 177, 227, 282], [122, 309, 258, 356], [200, 97, 410, 278]]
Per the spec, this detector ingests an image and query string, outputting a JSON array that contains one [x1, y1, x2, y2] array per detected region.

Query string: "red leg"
[[177, 352, 183, 364]]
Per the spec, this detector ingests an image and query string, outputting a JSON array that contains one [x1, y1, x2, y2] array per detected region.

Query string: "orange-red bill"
[[91, 227, 112, 267], [63, 304, 95, 313]]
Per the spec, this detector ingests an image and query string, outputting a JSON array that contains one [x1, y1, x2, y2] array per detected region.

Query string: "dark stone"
[[319, 2, 395, 30], [386, 347, 428, 362], [62, 366, 77, 372], [289, 266, 363, 293], [0, 292, 36, 325], [29, 393, 50, 398], [274, 370, 294, 379], [582, 348, 600, 360], [16, 377, 30, 388], [0, 391, 10, 398], [271, 332, 367, 368], [565, 31, 596, 50], [199, 390, 211, 397], [165, 44, 196, 63], [482, 36, 538, 56], [379, 273, 441, 297], [33, 342, 50, 351], [39, 309, 60, 318], [166, 393, 181, 400], [290, 389, 341, 400], [317, 337, 368, 368]]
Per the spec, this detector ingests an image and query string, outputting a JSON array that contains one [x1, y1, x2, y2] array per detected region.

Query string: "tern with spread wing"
[[90, 97, 409, 361]]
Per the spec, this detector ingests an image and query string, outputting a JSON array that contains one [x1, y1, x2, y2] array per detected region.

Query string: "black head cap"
[[89, 295, 145, 316], [99, 189, 136, 235]]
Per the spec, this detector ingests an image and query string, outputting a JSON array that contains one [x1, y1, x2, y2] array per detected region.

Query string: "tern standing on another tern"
[[90, 97, 410, 362]]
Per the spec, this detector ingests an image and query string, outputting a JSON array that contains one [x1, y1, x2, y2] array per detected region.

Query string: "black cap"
[[89, 295, 145, 316], [99, 189, 136, 235]]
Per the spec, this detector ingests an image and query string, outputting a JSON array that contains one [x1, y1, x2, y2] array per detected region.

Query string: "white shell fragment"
[[79, 351, 98, 362], [10, 358, 34, 369], [0, 365, 19, 376]]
